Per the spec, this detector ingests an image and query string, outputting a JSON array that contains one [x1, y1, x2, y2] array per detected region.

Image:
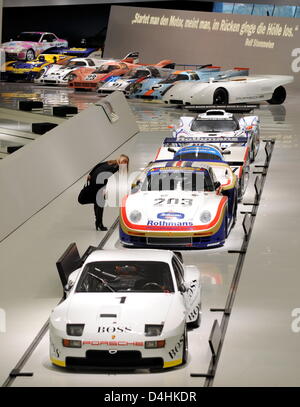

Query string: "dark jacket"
[[88, 161, 119, 203]]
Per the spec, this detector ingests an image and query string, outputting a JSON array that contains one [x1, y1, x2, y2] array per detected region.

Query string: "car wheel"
[[213, 87, 228, 105], [224, 208, 228, 238], [187, 303, 201, 329], [267, 86, 286, 105], [182, 327, 188, 365], [26, 49, 35, 61]]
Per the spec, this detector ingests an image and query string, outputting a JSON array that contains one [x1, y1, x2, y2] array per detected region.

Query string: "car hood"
[[64, 292, 175, 334], [125, 190, 221, 226], [2, 41, 34, 49]]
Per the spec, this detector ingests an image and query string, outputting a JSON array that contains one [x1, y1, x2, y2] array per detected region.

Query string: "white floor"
[[0, 84, 298, 387]]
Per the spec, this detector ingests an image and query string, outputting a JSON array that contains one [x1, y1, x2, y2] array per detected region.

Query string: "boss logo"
[[168, 334, 184, 359], [98, 326, 132, 333]]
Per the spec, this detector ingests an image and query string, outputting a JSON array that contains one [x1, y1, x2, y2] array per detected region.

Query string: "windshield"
[[16, 33, 42, 42], [141, 170, 214, 192], [159, 73, 189, 84], [93, 64, 119, 74], [76, 261, 174, 293], [175, 152, 222, 161], [191, 119, 239, 132], [64, 60, 87, 68]]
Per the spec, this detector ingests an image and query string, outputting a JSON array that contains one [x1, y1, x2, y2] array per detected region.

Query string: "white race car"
[[168, 109, 260, 162], [119, 161, 238, 249], [162, 74, 294, 106], [34, 57, 105, 85], [50, 249, 201, 371]]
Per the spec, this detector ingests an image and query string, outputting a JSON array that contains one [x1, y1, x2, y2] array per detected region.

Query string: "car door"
[[40, 33, 57, 52], [172, 256, 189, 313]]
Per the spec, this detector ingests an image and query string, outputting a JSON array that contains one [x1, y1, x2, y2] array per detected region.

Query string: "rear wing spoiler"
[[185, 104, 258, 113], [163, 136, 249, 145], [174, 63, 217, 70]]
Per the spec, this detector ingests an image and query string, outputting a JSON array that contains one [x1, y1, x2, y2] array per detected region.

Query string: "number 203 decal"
[[154, 198, 192, 206]]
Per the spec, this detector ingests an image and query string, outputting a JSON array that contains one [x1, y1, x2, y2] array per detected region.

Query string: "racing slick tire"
[[267, 86, 286, 105], [26, 49, 35, 61], [187, 303, 201, 329], [213, 87, 229, 105], [182, 327, 188, 365]]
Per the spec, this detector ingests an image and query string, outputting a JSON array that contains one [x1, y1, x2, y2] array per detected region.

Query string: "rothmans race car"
[[162, 74, 294, 105], [119, 160, 238, 249], [1, 32, 68, 61], [168, 109, 260, 162], [34, 57, 105, 85], [50, 249, 201, 370], [155, 143, 250, 200]]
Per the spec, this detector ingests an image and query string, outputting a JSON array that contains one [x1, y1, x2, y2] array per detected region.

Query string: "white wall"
[[0, 91, 138, 242]]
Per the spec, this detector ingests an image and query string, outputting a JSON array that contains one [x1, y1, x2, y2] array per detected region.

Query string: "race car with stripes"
[[119, 160, 238, 249], [168, 109, 260, 163], [49, 249, 201, 371], [154, 144, 250, 201]]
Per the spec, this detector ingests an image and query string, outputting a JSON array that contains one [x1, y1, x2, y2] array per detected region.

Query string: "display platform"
[[0, 83, 298, 387]]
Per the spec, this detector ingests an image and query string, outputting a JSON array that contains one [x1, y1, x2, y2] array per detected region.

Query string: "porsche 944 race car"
[[162, 74, 294, 105], [155, 143, 250, 200], [3, 53, 73, 81], [119, 160, 238, 249], [50, 249, 201, 370], [167, 109, 260, 162], [1, 31, 68, 61], [35, 57, 105, 85], [128, 67, 249, 100]]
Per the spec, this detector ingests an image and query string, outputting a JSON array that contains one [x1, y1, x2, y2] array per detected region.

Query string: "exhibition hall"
[[0, 0, 299, 390]]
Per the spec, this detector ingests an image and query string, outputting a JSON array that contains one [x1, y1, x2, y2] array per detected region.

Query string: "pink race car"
[[1, 32, 68, 61]]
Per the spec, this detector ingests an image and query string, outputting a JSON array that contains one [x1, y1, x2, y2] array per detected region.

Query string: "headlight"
[[62, 339, 82, 348], [145, 340, 165, 349], [145, 324, 164, 336], [200, 210, 211, 223], [66, 323, 85, 336], [129, 210, 142, 223], [67, 73, 76, 82], [36, 69, 45, 79]]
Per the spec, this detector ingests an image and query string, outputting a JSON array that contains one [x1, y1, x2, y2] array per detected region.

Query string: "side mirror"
[[131, 179, 141, 192], [168, 147, 176, 153], [222, 150, 231, 155], [179, 283, 186, 293], [64, 280, 74, 292], [214, 181, 221, 190]]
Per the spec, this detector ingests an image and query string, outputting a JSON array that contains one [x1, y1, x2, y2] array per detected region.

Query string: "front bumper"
[[50, 329, 185, 371], [119, 227, 225, 249]]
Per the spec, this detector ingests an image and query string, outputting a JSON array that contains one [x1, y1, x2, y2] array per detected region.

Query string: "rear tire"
[[187, 303, 201, 329], [182, 327, 188, 365], [213, 87, 228, 105], [267, 86, 286, 105]]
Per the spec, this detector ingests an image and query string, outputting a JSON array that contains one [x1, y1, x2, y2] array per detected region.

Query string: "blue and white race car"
[[167, 109, 260, 162], [127, 67, 249, 100], [119, 160, 238, 249], [155, 143, 250, 200]]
